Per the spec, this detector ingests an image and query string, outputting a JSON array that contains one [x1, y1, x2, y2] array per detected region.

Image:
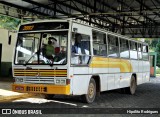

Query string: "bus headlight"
[[56, 79, 60, 84], [15, 78, 23, 82], [61, 79, 66, 84], [55, 79, 66, 85]]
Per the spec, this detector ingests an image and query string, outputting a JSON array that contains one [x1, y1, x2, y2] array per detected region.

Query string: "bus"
[[12, 19, 150, 103]]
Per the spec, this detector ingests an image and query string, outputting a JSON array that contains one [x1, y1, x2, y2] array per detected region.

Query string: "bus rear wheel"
[[44, 94, 55, 99], [82, 78, 96, 103], [125, 75, 137, 94]]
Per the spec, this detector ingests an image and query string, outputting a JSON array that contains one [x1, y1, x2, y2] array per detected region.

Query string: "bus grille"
[[24, 77, 55, 84], [14, 69, 67, 77]]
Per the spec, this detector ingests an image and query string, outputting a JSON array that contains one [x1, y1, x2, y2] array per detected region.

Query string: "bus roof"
[[19, 19, 148, 45]]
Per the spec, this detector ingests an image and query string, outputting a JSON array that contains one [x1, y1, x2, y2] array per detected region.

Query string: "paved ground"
[[50, 77, 160, 108], [0, 78, 34, 102], [0, 80, 12, 91], [0, 78, 12, 98], [0, 77, 160, 116]]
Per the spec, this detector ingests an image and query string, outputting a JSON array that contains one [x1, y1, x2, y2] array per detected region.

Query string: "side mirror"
[[8, 35, 11, 45]]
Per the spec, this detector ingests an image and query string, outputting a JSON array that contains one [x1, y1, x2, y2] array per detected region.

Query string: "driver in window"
[[45, 40, 55, 61], [72, 34, 81, 54], [71, 34, 88, 64]]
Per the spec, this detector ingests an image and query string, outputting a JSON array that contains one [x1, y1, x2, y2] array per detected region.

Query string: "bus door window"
[[107, 35, 119, 57], [71, 33, 91, 65], [92, 30, 107, 56], [130, 41, 138, 59]]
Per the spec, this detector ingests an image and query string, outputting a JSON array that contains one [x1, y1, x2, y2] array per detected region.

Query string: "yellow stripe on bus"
[[90, 57, 133, 72]]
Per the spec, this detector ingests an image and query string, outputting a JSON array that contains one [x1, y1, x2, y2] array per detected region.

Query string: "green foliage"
[[156, 42, 160, 67], [0, 15, 20, 30], [144, 39, 156, 52], [139, 38, 160, 67], [156, 68, 160, 74]]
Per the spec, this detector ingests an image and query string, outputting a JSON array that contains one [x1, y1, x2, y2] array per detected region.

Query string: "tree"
[[156, 42, 160, 67], [0, 15, 20, 30]]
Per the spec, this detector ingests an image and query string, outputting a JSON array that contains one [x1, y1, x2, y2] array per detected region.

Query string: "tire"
[[44, 94, 55, 99], [124, 75, 137, 94], [81, 78, 96, 103]]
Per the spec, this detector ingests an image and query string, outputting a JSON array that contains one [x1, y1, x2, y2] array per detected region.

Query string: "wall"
[[0, 28, 17, 77]]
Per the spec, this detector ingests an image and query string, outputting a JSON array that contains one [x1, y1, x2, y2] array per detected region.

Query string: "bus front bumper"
[[12, 84, 70, 95]]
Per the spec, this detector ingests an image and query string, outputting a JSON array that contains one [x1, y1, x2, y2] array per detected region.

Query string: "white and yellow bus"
[[12, 19, 150, 103]]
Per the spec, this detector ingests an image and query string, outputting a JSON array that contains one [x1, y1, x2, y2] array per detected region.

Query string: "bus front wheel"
[[81, 78, 96, 103], [44, 94, 55, 100]]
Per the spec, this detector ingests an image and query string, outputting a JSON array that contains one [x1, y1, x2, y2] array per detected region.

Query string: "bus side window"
[[107, 35, 119, 58], [142, 45, 149, 61], [138, 43, 142, 60], [92, 30, 107, 56], [120, 38, 129, 58], [130, 41, 138, 59]]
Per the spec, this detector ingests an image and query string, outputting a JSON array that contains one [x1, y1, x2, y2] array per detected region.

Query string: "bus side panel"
[[72, 67, 90, 95], [130, 60, 139, 73], [90, 57, 108, 91], [69, 67, 74, 94], [100, 74, 108, 91], [71, 75, 91, 95], [115, 74, 120, 89], [92, 68, 109, 91], [142, 61, 150, 83], [138, 60, 143, 84], [120, 73, 131, 88], [146, 72, 150, 82], [137, 73, 143, 85], [119, 59, 132, 88], [107, 58, 120, 90], [130, 60, 139, 84]]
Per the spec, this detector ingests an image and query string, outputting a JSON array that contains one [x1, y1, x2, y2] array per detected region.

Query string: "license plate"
[[15, 86, 24, 91]]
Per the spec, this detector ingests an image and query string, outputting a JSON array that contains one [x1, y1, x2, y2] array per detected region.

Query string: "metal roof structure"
[[0, 0, 160, 38]]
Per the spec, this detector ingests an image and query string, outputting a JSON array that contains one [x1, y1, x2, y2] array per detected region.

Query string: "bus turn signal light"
[[66, 79, 70, 85]]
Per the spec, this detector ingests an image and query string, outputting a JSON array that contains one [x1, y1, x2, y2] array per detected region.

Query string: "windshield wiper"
[[24, 51, 38, 66], [24, 51, 56, 66]]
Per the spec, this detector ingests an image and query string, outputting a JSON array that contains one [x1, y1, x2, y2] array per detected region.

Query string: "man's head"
[[75, 34, 82, 44], [48, 37, 57, 45], [48, 37, 57, 41], [48, 40, 52, 45]]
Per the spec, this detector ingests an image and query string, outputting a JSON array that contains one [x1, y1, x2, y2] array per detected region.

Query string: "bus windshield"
[[15, 31, 68, 65]]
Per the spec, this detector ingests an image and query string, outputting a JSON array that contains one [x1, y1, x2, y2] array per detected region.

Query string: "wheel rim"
[[88, 82, 95, 98]]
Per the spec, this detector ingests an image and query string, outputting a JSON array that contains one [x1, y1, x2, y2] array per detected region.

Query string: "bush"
[[156, 68, 160, 74]]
